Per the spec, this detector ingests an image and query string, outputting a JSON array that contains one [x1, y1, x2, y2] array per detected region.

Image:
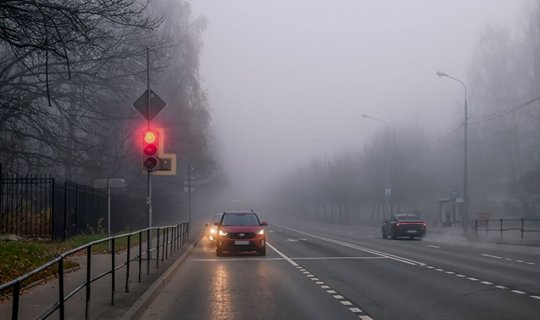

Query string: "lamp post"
[[436, 71, 469, 228], [362, 113, 392, 217]]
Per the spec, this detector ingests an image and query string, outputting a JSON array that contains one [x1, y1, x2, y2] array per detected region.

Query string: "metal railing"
[[472, 218, 540, 241], [0, 222, 190, 320]]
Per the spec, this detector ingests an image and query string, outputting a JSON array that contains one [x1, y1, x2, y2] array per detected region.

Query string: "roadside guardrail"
[[0, 222, 189, 320]]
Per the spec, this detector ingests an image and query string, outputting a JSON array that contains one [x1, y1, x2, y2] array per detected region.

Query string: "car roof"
[[223, 211, 257, 215]]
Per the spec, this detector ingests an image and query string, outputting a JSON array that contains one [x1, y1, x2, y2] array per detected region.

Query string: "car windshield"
[[221, 213, 260, 226], [396, 214, 421, 221], [211, 215, 222, 223]]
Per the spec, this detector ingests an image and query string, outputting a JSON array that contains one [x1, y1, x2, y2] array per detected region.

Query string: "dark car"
[[216, 211, 268, 256], [382, 213, 426, 239], [205, 213, 223, 245]]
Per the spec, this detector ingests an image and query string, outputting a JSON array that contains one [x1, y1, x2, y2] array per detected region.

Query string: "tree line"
[[273, 2, 540, 223], [0, 0, 223, 225]]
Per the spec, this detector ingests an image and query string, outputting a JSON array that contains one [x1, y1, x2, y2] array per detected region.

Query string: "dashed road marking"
[[427, 245, 440, 249], [267, 241, 375, 319], [482, 253, 538, 267], [481, 254, 502, 259], [424, 265, 540, 303]]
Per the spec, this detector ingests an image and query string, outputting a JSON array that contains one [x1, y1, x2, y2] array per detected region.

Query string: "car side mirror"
[[261, 221, 268, 226]]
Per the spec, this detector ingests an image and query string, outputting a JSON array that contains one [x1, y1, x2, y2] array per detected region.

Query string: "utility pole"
[[146, 47, 152, 229]]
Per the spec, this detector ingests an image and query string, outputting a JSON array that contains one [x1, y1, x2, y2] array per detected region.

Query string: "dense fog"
[[190, 0, 539, 224], [1, 0, 538, 230]]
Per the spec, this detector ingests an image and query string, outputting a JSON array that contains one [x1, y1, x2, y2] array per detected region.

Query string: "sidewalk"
[[0, 236, 199, 320]]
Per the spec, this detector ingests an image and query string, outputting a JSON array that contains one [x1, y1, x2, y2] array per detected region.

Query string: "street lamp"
[[436, 71, 469, 228], [362, 113, 392, 217]]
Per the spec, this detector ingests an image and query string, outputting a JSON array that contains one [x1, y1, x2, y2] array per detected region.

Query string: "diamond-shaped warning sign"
[[133, 89, 166, 120]]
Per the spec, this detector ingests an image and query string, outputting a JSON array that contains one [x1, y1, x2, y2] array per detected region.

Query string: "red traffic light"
[[143, 129, 159, 170], [144, 130, 157, 144]]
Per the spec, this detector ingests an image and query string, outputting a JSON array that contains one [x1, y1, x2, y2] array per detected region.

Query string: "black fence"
[[0, 174, 54, 238], [0, 223, 190, 320], [472, 218, 540, 241], [0, 173, 111, 240]]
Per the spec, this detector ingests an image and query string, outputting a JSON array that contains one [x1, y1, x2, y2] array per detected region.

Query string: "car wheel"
[[381, 228, 386, 239], [257, 247, 266, 256], [216, 247, 224, 257]]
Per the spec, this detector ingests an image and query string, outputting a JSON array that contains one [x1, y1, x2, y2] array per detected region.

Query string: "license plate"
[[407, 230, 418, 233], [235, 240, 249, 245]]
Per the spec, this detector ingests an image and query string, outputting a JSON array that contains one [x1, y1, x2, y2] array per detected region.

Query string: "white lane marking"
[[445, 271, 455, 275], [435, 268, 444, 272], [360, 316, 374, 320], [424, 264, 540, 304], [482, 254, 539, 267], [276, 224, 425, 266], [481, 254, 502, 259], [267, 242, 298, 267], [267, 241, 375, 319], [311, 278, 320, 281], [294, 256, 386, 261], [427, 245, 440, 249]]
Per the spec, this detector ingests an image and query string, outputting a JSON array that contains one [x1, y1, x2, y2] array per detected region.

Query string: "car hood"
[[220, 225, 263, 233]]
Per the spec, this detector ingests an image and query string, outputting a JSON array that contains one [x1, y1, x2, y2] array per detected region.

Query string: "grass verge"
[[1, 232, 140, 289]]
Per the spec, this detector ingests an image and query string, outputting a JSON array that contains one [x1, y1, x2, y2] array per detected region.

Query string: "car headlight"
[[218, 230, 228, 236], [210, 228, 218, 234], [257, 229, 265, 235]]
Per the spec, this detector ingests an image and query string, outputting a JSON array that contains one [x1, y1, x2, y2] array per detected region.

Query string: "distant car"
[[205, 213, 223, 245], [382, 213, 426, 239], [216, 211, 268, 256]]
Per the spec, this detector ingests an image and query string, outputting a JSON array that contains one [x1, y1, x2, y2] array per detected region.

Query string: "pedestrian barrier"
[[0, 222, 190, 320], [472, 218, 540, 241]]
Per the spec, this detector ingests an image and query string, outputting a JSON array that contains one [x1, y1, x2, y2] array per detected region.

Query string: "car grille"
[[226, 232, 256, 239]]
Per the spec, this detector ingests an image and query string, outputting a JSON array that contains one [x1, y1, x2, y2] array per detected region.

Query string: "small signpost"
[[93, 178, 126, 250]]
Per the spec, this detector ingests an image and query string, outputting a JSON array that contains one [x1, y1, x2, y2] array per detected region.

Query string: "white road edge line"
[[276, 224, 425, 266], [267, 242, 298, 267], [481, 253, 502, 259]]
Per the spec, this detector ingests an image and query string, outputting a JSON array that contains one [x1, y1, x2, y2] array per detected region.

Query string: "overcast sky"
[[190, 0, 529, 202]]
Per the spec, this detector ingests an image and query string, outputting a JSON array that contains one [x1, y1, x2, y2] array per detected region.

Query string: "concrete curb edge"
[[119, 234, 202, 320]]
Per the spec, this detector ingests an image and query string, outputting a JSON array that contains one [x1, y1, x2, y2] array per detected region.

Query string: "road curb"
[[119, 234, 202, 320]]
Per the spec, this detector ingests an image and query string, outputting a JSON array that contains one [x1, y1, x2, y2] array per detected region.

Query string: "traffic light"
[[143, 129, 159, 171]]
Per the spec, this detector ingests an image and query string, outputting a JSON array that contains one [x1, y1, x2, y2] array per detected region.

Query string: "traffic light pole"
[[146, 47, 153, 229]]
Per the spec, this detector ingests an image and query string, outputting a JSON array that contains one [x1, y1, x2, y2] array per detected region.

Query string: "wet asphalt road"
[[140, 220, 540, 320]]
